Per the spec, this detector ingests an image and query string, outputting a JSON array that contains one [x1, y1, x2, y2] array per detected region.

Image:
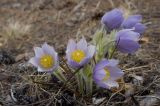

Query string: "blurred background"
[[0, 0, 158, 53]]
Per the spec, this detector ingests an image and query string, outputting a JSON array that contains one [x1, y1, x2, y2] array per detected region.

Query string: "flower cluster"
[[102, 8, 146, 34], [101, 8, 146, 54], [29, 8, 146, 95]]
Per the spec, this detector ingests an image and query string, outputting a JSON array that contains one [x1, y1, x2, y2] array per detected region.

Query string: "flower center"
[[71, 50, 85, 63], [40, 55, 54, 69], [102, 68, 110, 81]]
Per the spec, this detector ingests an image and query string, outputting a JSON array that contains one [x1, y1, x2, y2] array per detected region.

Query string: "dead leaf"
[[140, 95, 160, 106], [139, 37, 149, 44], [125, 84, 135, 97], [0, 73, 10, 81]]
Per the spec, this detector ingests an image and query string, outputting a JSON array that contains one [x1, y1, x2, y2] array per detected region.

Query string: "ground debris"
[[139, 94, 160, 106], [0, 50, 15, 64]]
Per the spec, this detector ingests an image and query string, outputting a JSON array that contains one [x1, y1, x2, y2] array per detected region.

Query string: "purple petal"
[[42, 43, 55, 55], [34, 47, 44, 58], [29, 57, 39, 67], [67, 59, 81, 69], [117, 39, 140, 53], [77, 38, 87, 51], [66, 39, 76, 54], [106, 59, 119, 67], [50, 53, 59, 71], [42, 43, 59, 70], [66, 52, 71, 62], [122, 15, 142, 28], [101, 8, 124, 30], [37, 67, 52, 72], [107, 67, 124, 80], [116, 29, 140, 41], [94, 59, 108, 71], [103, 80, 119, 89], [42, 43, 58, 63], [79, 57, 90, 66], [134, 23, 146, 34], [47, 62, 59, 72], [38, 67, 45, 72], [87, 45, 96, 58], [93, 69, 106, 81], [130, 15, 142, 20], [38, 63, 58, 72], [95, 79, 119, 89], [54, 53, 58, 63], [94, 80, 110, 89], [53, 62, 59, 70]]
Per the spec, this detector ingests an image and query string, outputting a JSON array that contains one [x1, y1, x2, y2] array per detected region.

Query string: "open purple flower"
[[66, 38, 96, 68], [93, 59, 124, 89], [101, 8, 124, 30], [116, 29, 140, 53], [29, 43, 58, 72], [122, 15, 146, 34]]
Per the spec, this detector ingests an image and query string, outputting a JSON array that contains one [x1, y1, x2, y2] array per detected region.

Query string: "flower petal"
[[38, 65, 58, 72], [94, 80, 110, 88], [77, 38, 87, 51], [106, 59, 119, 67], [117, 39, 140, 53], [101, 8, 124, 30], [66, 39, 76, 54], [95, 79, 119, 89], [79, 57, 90, 66], [103, 80, 119, 89], [94, 59, 108, 71], [134, 23, 146, 34], [122, 15, 142, 28], [93, 69, 106, 81], [67, 59, 81, 69], [34, 47, 44, 58], [54, 52, 58, 63], [38, 67, 45, 72], [29, 57, 39, 67], [87, 45, 96, 58], [116, 29, 140, 41], [42, 42, 55, 55], [108, 67, 124, 80]]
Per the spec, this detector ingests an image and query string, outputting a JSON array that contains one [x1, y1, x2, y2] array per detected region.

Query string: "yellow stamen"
[[102, 68, 110, 81], [40, 55, 54, 69], [71, 50, 85, 63]]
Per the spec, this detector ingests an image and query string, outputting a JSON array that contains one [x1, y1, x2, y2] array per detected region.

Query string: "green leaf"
[[53, 68, 67, 82], [93, 29, 104, 45]]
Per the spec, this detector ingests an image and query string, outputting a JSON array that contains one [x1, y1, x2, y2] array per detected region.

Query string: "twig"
[[135, 95, 160, 100], [131, 95, 140, 106], [54, 67, 83, 97], [138, 76, 158, 96], [125, 65, 149, 72], [61, 67, 83, 89], [98, 83, 125, 106]]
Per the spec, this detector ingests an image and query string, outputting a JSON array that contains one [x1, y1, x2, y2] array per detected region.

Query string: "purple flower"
[[101, 8, 124, 30], [66, 38, 96, 68], [122, 15, 146, 34], [93, 59, 124, 89], [116, 29, 140, 53], [134, 23, 146, 34], [29, 43, 58, 72]]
